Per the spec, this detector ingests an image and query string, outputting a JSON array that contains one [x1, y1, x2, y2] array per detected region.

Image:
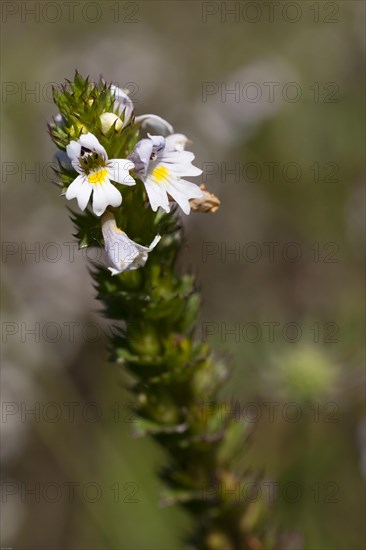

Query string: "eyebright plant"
[[49, 72, 292, 550]]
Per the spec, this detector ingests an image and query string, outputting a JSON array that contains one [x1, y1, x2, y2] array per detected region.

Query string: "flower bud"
[[100, 112, 123, 133]]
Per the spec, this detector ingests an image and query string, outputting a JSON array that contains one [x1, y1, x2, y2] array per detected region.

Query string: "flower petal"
[[135, 114, 173, 136], [101, 212, 159, 274], [109, 236, 139, 271], [144, 177, 170, 213], [92, 180, 122, 216], [165, 184, 191, 214], [136, 234, 162, 252], [110, 85, 134, 124], [173, 177, 204, 198], [166, 176, 204, 215], [165, 134, 189, 151], [66, 141, 83, 173], [109, 267, 121, 276], [167, 161, 202, 177], [129, 235, 161, 269], [65, 174, 83, 199], [66, 141, 81, 162], [129, 138, 153, 177], [148, 134, 166, 154], [65, 175, 92, 211], [108, 159, 135, 186], [79, 132, 108, 161], [161, 150, 203, 177], [103, 180, 123, 208]]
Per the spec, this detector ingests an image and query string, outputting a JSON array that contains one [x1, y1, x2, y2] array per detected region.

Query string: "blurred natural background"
[[1, 1, 365, 549]]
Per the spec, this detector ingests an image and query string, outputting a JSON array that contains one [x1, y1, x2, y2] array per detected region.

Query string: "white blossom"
[[101, 211, 160, 275], [65, 133, 135, 216], [129, 134, 203, 214]]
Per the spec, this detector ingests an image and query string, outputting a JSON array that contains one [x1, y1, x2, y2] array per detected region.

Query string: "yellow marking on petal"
[[88, 168, 108, 185], [152, 165, 169, 184]]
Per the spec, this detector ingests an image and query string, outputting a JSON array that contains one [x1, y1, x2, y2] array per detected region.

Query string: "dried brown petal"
[[189, 184, 220, 213]]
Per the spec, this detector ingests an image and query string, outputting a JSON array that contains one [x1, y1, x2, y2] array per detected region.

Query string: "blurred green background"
[[1, 1, 365, 549]]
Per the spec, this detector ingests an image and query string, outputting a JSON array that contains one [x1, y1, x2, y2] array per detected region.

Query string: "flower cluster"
[[64, 85, 203, 216], [54, 83, 213, 274]]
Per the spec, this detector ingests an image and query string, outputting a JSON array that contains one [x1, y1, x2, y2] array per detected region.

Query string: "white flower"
[[110, 85, 173, 135], [65, 132, 135, 216], [129, 134, 203, 215], [101, 211, 161, 275]]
